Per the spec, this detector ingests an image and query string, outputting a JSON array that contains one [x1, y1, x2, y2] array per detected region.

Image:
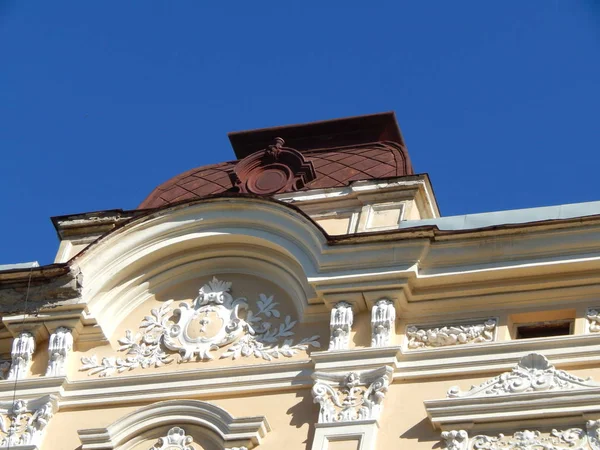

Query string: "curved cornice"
[[77, 399, 270, 449]]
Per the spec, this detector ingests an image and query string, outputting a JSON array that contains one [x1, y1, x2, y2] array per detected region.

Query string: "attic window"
[[515, 320, 573, 340]]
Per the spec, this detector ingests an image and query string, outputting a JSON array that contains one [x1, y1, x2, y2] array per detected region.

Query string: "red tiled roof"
[[139, 142, 412, 209]]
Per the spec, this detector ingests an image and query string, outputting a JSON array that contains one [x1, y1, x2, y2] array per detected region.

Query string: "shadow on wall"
[[400, 417, 442, 449], [286, 383, 318, 450]]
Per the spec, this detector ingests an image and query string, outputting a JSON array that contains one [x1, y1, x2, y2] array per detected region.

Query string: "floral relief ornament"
[[442, 420, 600, 449], [406, 319, 496, 349], [81, 277, 320, 377], [150, 427, 193, 450], [446, 353, 599, 398]]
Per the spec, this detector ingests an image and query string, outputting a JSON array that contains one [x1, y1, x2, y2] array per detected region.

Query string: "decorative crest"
[[447, 353, 599, 398], [81, 277, 320, 377], [150, 427, 193, 450]]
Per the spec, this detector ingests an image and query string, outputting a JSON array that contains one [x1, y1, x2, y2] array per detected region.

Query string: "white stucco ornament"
[[442, 421, 600, 449], [447, 353, 599, 398], [328, 301, 353, 351], [150, 427, 193, 450], [0, 396, 55, 449], [406, 319, 496, 349], [312, 366, 391, 423], [45, 327, 73, 377], [7, 331, 35, 381], [371, 299, 395, 347], [81, 277, 320, 377]]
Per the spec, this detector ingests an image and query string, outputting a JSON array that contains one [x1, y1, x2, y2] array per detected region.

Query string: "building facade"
[[2, 113, 600, 449]]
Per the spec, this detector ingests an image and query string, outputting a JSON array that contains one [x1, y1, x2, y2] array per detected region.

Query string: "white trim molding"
[[425, 353, 600, 430], [77, 399, 270, 449], [311, 420, 379, 450]]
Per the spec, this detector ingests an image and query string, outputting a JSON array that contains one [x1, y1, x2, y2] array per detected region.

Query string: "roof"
[[139, 142, 412, 209], [138, 112, 413, 209], [399, 200, 600, 231]]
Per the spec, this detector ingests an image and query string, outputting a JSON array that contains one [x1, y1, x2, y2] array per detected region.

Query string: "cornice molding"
[[425, 353, 600, 431]]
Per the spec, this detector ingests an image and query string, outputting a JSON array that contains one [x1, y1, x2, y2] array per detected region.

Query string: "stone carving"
[[371, 299, 395, 347], [587, 308, 600, 333], [150, 427, 193, 450], [0, 397, 55, 448], [441, 430, 468, 450], [7, 332, 35, 381], [45, 327, 73, 377], [81, 277, 320, 377], [329, 302, 353, 351], [231, 137, 316, 195], [442, 421, 600, 449], [447, 353, 599, 398], [312, 366, 391, 423], [406, 319, 496, 349]]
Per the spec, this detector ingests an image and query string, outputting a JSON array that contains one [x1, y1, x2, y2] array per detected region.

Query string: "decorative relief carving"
[[80, 277, 320, 377], [0, 397, 55, 448], [441, 430, 468, 450], [371, 299, 395, 347], [45, 327, 73, 377], [150, 427, 193, 450], [442, 421, 600, 449], [7, 332, 35, 381], [447, 353, 599, 398], [312, 366, 391, 423], [587, 308, 600, 333], [406, 319, 496, 349], [329, 302, 353, 351], [231, 137, 316, 195]]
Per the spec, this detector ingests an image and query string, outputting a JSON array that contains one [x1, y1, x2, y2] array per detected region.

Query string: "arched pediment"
[[73, 197, 331, 337], [77, 399, 270, 450]]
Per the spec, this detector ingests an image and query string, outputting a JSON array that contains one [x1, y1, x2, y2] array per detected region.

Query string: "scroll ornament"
[[447, 353, 599, 398], [406, 319, 496, 349], [312, 367, 391, 423], [81, 277, 320, 377], [442, 420, 600, 449], [0, 399, 54, 448]]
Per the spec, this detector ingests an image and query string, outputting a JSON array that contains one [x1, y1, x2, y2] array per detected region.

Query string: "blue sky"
[[1, 1, 599, 265]]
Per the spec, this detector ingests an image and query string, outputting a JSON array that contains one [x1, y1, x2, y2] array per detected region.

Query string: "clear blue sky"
[[1, 1, 599, 266]]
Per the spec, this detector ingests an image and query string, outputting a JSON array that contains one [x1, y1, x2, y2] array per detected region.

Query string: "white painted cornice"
[[77, 399, 270, 449]]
